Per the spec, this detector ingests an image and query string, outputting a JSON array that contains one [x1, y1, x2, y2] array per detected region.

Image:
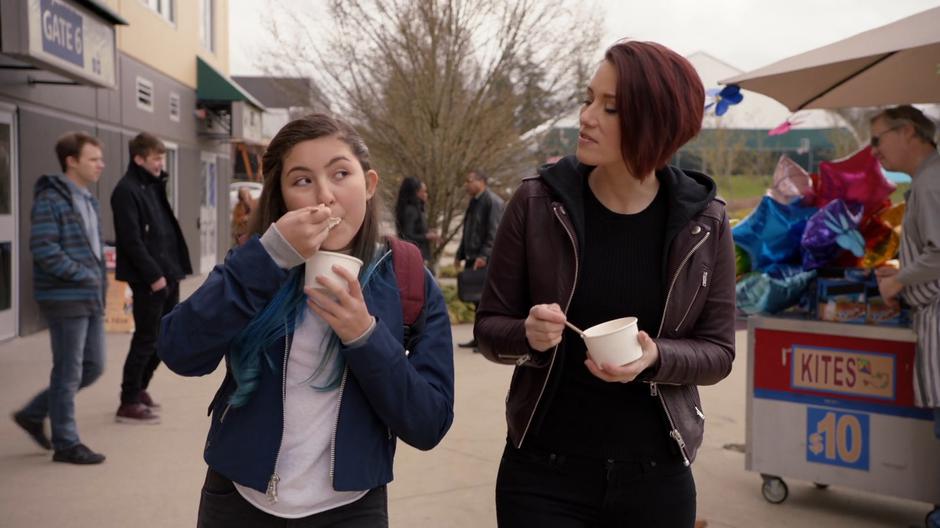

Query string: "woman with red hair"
[[475, 40, 736, 526]]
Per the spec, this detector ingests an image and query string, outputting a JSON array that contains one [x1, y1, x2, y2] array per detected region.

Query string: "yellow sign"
[[791, 346, 894, 399]]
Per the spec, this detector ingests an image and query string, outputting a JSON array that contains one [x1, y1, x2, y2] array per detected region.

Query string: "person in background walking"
[[455, 169, 504, 348], [395, 177, 438, 263], [13, 132, 108, 464], [111, 132, 191, 424]]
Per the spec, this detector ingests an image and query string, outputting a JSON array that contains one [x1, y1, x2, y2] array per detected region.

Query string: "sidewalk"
[[0, 276, 931, 527]]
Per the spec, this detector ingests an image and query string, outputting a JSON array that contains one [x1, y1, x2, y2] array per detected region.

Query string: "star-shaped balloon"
[[768, 155, 815, 205], [801, 200, 865, 270], [736, 269, 817, 315], [733, 196, 817, 272], [859, 216, 900, 269], [705, 84, 744, 116], [812, 146, 896, 217]]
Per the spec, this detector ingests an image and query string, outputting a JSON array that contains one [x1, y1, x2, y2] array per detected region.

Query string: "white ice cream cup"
[[305, 251, 363, 291], [582, 316, 642, 366]]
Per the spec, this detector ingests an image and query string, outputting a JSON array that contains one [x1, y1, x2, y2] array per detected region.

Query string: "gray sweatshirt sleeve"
[[260, 224, 306, 270], [897, 169, 940, 287]]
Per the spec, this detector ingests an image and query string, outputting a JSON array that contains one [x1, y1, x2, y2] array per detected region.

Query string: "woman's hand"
[[305, 265, 374, 344], [275, 205, 333, 259], [584, 331, 659, 383], [525, 303, 566, 352]]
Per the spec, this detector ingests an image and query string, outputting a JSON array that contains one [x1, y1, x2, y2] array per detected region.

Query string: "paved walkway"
[[0, 277, 932, 527]]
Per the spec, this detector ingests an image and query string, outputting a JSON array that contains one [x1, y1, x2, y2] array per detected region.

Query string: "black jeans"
[[496, 442, 696, 528], [197, 468, 389, 528], [120, 280, 179, 404]]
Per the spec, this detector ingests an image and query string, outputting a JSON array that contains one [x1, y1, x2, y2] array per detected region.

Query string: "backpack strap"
[[387, 236, 427, 352]]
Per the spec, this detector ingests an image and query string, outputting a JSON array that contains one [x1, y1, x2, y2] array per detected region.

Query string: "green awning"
[[197, 57, 265, 110]]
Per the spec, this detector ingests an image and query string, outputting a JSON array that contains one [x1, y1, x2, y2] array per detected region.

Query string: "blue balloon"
[[732, 196, 817, 272], [736, 269, 818, 315]]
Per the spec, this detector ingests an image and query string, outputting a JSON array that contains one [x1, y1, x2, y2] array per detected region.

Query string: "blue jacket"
[[158, 238, 455, 493], [30, 175, 106, 318]]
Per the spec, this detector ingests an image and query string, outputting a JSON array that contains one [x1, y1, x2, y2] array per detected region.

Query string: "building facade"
[[0, 0, 259, 338]]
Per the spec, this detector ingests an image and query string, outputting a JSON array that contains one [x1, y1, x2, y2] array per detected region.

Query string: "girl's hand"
[[305, 264, 374, 344], [584, 331, 659, 383], [525, 303, 566, 352], [275, 206, 333, 259]]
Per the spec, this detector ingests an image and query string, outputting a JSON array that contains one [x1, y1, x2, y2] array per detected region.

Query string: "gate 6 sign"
[[806, 407, 870, 470]]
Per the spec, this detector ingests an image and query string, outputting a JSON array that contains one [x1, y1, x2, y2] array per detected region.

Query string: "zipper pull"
[[649, 382, 658, 396], [695, 406, 705, 420], [515, 354, 530, 366], [670, 429, 686, 449], [702, 271, 708, 287], [266, 473, 280, 504]]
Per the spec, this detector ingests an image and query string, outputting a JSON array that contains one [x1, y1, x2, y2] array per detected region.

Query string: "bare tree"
[[259, 0, 601, 265]]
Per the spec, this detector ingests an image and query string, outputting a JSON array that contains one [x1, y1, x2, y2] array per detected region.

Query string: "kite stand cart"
[[746, 316, 940, 523]]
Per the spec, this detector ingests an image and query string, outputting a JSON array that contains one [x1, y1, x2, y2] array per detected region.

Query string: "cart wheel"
[[813, 482, 829, 490], [761, 477, 788, 504]]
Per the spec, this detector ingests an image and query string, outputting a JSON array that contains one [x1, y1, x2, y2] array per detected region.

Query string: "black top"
[[111, 162, 192, 284], [396, 201, 432, 261], [528, 175, 675, 462]]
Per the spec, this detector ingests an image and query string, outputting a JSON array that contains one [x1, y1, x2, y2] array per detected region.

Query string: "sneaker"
[[52, 443, 105, 465], [115, 403, 161, 425], [138, 390, 161, 411], [12, 412, 52, 450]]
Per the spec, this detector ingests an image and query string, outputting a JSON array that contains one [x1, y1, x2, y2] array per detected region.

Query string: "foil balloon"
[[859, 217, 900, 269], [801, 200, 865, 270], [736, 269, 817, 315], [768, 155, 814, 205], [879, 201, 906, 229], [735, 245, 751, 277], [813, 146, 895, 217], [733, 196, 817, 272]]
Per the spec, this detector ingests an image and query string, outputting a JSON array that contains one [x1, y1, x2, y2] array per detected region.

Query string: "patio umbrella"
[[721, 6, 940, 111]]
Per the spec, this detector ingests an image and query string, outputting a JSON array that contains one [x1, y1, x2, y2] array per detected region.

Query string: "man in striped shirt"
[[872, 106, 940, 446], [12, 132, 108, 465]]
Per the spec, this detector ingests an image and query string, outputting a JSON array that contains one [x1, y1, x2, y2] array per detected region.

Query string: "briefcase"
[[457, 269, 487, 303]]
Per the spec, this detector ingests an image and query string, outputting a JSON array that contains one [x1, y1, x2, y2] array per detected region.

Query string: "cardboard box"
[[817, 278, 867, 324], [104, 271, 134, 333]]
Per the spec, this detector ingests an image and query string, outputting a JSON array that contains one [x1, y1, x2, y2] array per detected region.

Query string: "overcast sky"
[[229, 0, 940, 75]]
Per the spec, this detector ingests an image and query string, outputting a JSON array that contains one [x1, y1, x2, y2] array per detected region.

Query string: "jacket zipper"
[[651, 230, 711, 466], [326, 248, 392, 486], [328, 368, 350, 484], [266, 329, 291, 504], [518, 204, 579, 447], [674, 270, 708, 333]]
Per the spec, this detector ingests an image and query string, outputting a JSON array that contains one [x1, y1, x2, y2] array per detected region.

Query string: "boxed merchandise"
[[865, 284, 909, 326], [816, 278, 867, 324]]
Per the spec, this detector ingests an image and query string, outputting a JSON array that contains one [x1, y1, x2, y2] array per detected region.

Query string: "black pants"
[[120, 280, 179, 404], [197, 468, 389, 528], [496, 442, 696, 528]]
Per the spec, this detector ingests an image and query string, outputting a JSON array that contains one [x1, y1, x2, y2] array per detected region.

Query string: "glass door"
[[0, 108, 18, 340], [199, 152, 218, 274]]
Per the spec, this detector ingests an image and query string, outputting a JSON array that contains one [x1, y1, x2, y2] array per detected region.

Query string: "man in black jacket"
[[455, 170, 504, 348], [111, 133, 191, 424]]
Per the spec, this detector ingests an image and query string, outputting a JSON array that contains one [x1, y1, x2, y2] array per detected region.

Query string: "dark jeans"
[[496, 442, 696, 528], [19, 314, 106, 450], [120, 280, 179, 404], [197, 468, 388, 528]]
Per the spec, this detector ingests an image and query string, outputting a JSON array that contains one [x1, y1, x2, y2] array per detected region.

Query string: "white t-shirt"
[[235, 307, 366, 518]]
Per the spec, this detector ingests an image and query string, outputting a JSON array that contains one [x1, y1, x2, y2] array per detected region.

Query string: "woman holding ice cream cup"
[[475, 40, 736, 527]]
